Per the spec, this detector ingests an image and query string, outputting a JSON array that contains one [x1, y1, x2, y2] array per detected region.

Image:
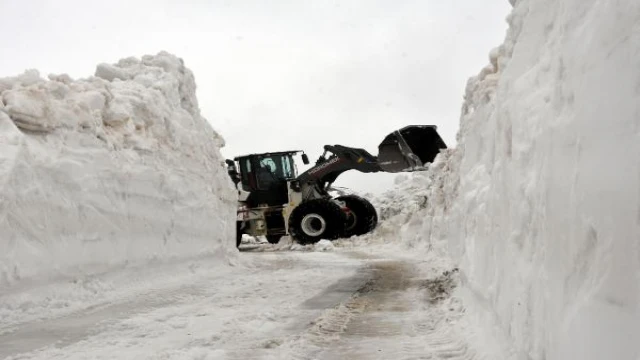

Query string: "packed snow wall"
[[0, 52, 237, 288], [389, 0, 640, 359]]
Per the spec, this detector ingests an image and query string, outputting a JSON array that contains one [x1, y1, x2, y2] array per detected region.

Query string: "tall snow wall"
[[0, 52, 237, 288], [394, 0, 639, 358]]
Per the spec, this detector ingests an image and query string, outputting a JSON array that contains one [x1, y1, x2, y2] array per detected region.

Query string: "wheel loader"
[[226, 125, 447, 247]]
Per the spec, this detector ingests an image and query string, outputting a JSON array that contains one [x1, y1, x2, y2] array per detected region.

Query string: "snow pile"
[[313, 239, 335, 252], [361, 155, 453, 250], [0, 52, 237, 289], [384, 0, 639, 358], [240, 236, 336, 252]]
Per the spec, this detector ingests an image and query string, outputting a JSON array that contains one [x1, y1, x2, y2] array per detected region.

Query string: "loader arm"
[[295, 125, 447, 193], [296, 145, 382, 192]]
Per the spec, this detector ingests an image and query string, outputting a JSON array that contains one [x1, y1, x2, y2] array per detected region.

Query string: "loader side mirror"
[[225, 159, 240, 185], [301, 153, 309, 165], [225, 159, 237, 172]]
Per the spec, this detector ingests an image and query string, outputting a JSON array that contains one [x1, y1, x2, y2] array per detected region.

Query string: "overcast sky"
[[0, 0, 510, 194]]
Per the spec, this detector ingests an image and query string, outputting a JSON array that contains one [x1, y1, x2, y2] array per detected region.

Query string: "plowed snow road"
[[0, 247, 473, 360]]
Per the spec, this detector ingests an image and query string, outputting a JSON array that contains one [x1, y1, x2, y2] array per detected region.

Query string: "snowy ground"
[[0, 238, 485, 360]]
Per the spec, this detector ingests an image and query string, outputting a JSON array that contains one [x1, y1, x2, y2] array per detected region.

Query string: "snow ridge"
[[0, 52, 237, 289]]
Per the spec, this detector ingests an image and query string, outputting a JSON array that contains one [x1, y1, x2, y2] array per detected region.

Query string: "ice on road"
[[0, 247, 473, 360]]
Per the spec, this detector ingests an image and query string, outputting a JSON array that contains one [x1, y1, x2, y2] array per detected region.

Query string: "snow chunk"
[[47, 73, 74, 84], [95, 63, 129, 81], [314, 240, 335, 252], [0, 69, 42, 93]]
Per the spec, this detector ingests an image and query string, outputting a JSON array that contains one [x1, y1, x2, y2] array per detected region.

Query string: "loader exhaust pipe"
[[377, 125, 447, 173]]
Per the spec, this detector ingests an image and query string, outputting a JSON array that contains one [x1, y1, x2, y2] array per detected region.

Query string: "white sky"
[[0, 0, 510, 194]]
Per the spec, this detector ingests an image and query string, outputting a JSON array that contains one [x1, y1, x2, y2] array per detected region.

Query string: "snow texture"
[[1, 1, 639, 358], [382, 0, 640, 359], [0, 52, 237, 289]]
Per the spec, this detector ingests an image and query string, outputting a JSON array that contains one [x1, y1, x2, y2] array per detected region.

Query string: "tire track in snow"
[[278, 259, 483, 360]]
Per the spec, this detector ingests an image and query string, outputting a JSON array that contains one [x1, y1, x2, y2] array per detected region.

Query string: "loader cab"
[[232, 151, 308, 207]]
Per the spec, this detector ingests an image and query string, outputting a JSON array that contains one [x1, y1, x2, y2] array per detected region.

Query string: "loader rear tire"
[[266, 235, 282, 244], [236, 221, 244, 248], [288, 199, 347, 244], [336, 195, 378, 238]]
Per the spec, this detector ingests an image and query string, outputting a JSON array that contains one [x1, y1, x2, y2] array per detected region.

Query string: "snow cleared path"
[[1, 245, 474, 360]]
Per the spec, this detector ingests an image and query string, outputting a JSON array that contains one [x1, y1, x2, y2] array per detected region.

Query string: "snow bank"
[[0, 52, 237, 289], [385, 0, 639, 358]]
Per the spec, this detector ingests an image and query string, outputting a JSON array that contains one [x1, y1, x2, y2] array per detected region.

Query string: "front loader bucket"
[[377, 125, 447, 172]]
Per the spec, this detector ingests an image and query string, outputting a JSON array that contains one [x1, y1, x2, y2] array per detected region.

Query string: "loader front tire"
[[336, 195, 378, 238], [288, 199, 347, 244]]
